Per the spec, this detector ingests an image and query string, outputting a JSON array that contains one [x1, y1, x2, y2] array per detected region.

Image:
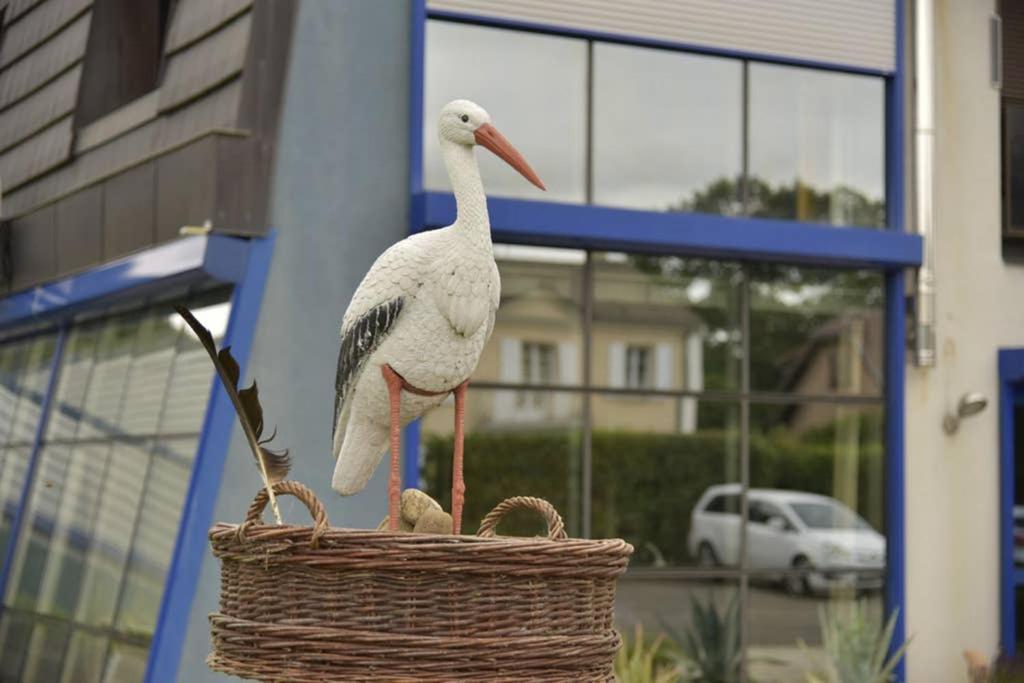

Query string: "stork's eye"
[[460, 114, 469, 123]]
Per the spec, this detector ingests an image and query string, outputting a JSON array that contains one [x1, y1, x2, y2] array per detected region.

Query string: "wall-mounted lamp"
[[942, 392, 989, 434]]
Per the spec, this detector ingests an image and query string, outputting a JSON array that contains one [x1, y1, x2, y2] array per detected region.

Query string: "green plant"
[[800, 600, 910, 683], [614, 623, 682, 683], [665, 593, 741, 683]]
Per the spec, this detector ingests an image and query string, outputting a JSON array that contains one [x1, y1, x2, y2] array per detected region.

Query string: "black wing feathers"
[[333, 298, 405, 436]]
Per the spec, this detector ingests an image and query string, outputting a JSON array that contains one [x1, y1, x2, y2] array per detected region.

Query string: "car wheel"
[[785, 556, 811, 596], [697, 542, 720, 569]]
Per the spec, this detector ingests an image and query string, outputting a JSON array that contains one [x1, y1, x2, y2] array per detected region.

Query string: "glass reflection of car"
[[687, 484, 886, 594]]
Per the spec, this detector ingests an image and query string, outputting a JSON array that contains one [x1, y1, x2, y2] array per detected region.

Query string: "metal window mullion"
[[585, 40, 594, 206], [741, 60, 751, 215], [738, 271, 751, 683], [0, 326, 68, 611], [581, 253, 594, 539]]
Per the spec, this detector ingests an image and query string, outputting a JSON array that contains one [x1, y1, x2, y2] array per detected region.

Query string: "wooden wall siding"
[[0, 115, 72, 187], [155, 136, 216, 242], [4, 78, 242, 217], [54, 182, 100, 273], [9, 203, 55, 290], [102, 161, 155, 258], [0, 0, 90, 68], [0, 9, 88, 109], [4, 0, 48, 24], [158, 10, 251, 112], [0, 63, 79, 152], [164, 0, 251, 55]]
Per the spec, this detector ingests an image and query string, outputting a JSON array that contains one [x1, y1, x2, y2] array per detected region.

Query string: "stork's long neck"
[[441, 139, 490, 245]]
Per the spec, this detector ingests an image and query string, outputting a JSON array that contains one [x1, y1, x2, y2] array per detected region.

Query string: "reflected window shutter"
[[655, 343, 673, 390], [494, 338, 522, 420], [608, 341, 625, 388], [554, 342, 578, 417]]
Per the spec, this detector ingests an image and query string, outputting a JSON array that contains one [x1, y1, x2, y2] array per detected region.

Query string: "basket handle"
[[237, 481, 330, 548], [476, 496, 567, 540]]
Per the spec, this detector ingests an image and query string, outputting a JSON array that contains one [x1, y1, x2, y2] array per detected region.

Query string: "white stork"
[[331, 99, 545, 534]]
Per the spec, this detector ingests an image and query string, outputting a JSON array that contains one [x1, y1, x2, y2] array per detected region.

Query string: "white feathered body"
[[331, 224, 499, 494]]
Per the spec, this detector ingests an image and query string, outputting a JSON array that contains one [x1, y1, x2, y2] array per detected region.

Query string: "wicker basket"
[[207, 481, 633, 682]]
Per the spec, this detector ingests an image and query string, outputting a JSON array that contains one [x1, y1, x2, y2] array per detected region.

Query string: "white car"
[[687, 484, 886, 594]]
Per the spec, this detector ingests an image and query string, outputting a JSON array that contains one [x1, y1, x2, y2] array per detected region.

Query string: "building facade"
[[0, 0, 1014, 681]]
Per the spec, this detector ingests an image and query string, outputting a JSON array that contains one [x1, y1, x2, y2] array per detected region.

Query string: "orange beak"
[[474, 123, 546, 191]]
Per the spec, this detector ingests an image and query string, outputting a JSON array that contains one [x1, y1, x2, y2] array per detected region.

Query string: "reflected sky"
[[592, 43, 742, 211], [424, 21, 587, 202], [749, 63, 885, 209]]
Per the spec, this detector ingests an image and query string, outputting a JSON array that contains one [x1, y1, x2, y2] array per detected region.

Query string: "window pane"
[[102, 640, 148, 683], [0, 447, 31, 553], [615, 580, 740, 683], [474, 245, 584, 387], [591, 396, 739, 568], [749, 402, 885, 579], [0, 610, 33, 680], [420, 389, 583, 537], [75, 441, 151, 627], [8, 335, 58, 445], [46, 326, 102, 441], [591, 252, 742, 392], [749, 64, 886, 227], [424, 20, 587, 202], [116, 438, 196, 637], [1007, 105, 1024, 230], [159, 299, 228, 435], [592, 43, 742, 213], [60, 629, 108, 683], [748, 265, 884, 397], [20, 620, 72, 683]]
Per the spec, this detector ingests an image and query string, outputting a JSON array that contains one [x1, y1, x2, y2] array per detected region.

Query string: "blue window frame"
[[410, 1, 910, 679], [1000, 348, 1024, 654], [0, 233, 274, 683]]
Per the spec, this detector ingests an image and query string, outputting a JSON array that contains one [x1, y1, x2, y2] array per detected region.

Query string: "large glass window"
[[417, 246, 885, 681], [748, 64, 886, 227], [423, 21, 588, 203], [423, 20, 888, 229], [0, 288, 229, 683], [592, 44, 743, 212]]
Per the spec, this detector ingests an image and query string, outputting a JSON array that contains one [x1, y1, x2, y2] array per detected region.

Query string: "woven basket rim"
[[209, 520, 633, 550]]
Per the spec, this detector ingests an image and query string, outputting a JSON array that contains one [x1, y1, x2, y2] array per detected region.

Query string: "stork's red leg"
[[381, 364, 403, 532], [452, 379, 469, 535]]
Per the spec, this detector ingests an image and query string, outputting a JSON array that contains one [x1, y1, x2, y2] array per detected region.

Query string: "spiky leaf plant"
[[800, 600, 910, 683], [614, 623, 682, 683]]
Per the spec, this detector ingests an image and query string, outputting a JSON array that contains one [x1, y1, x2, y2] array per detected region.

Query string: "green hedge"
[[423, 427, 883, 567]]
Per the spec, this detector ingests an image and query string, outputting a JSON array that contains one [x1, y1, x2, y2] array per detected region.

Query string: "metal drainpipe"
[[914, 0, 937, 367]]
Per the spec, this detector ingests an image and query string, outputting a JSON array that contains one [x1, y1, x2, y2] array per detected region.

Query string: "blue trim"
[[144, 232, 276, 683], [402, 419, 422, 489], [0, 327, 67, 602], [1000, 349, 1024, 654], [421, 193, 923, 268], [884, 270, 907, 680], [428, 9, 894, 78], [0, 235, 246, 329]]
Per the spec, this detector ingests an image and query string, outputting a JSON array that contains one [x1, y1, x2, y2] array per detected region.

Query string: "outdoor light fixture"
[[942, 392, 989, 434]]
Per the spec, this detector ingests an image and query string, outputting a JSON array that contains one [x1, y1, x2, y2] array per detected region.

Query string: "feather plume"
[[175, 305, 291, 524]]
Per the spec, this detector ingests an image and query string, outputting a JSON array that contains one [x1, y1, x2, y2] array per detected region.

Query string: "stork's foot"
[[381, 364, 404, 532], [451, 379, 469, 535]]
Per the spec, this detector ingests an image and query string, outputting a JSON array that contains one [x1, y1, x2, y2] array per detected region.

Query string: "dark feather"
[[174, 305, 291, 484], [333, 297, 404, 438]]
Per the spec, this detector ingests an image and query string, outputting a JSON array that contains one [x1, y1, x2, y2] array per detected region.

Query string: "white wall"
[[904, 0, 1024, 679]]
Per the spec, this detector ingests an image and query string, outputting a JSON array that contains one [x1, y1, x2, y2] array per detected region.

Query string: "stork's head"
[[438, 99, 545, 191]]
